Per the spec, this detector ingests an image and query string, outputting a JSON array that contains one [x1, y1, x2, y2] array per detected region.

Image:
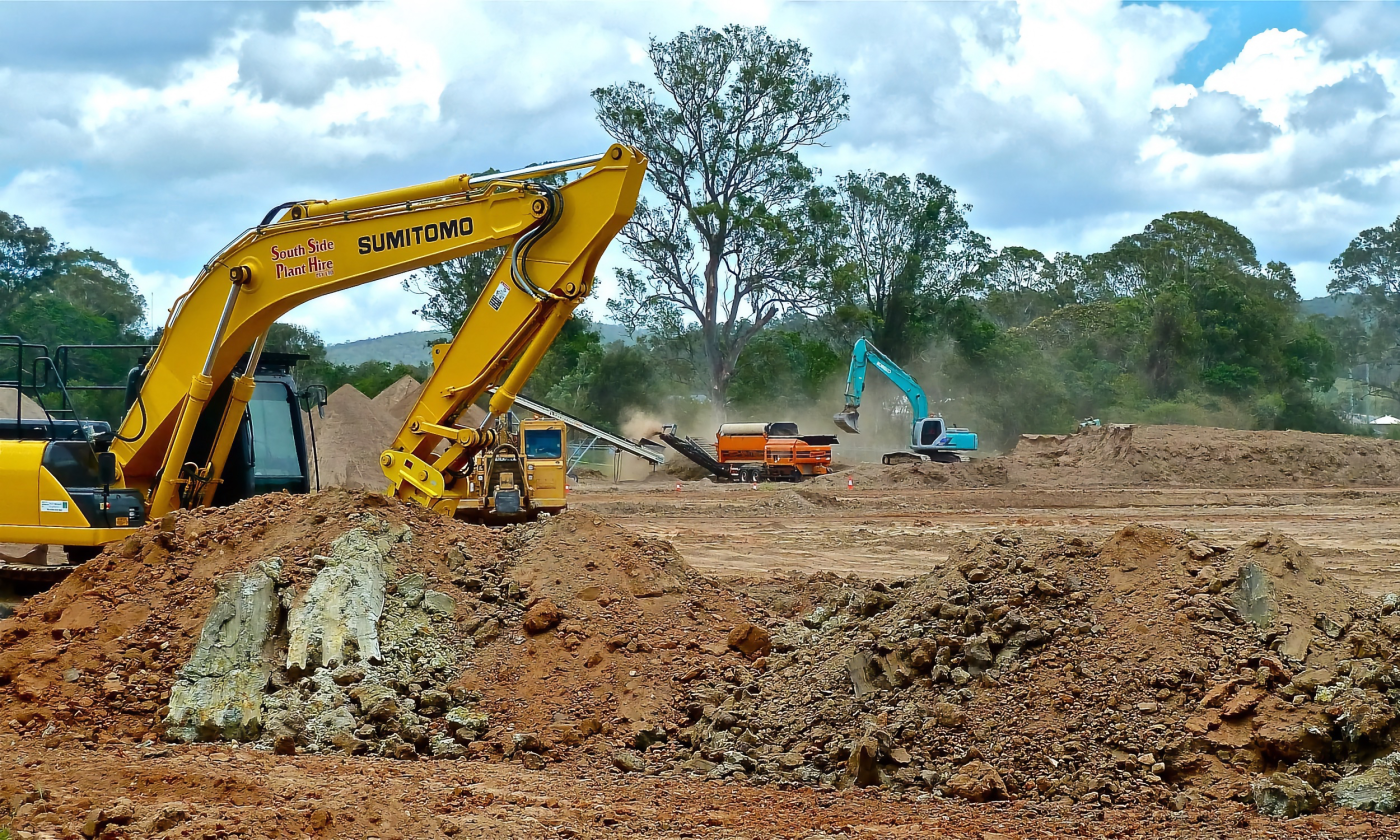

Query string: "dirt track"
[[4, 743, 1387, 839], [577, 483, 1400, 596]]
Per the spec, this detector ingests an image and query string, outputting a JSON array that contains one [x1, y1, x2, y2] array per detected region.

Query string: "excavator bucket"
[[833, 406, 861, 434]]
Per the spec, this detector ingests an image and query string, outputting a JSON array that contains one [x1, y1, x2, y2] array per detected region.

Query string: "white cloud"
[[1161, 91, 1279, 155], [121, 265, 193, 333]]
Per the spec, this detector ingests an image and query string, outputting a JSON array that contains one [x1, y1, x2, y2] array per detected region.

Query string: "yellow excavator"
[[0, 145, 646, 569]]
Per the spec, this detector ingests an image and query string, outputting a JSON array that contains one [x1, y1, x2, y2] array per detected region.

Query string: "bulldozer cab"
[[520, 417, 567, 514]]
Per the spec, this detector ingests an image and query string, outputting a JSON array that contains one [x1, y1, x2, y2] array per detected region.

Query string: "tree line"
[[409, 24, 1398, 445]]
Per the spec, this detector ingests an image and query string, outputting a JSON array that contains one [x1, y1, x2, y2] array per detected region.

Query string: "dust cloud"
[[621, 410, 666, 441]]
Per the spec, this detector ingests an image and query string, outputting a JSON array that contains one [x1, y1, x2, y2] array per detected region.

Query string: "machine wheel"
[[882, 452, 926, 466]]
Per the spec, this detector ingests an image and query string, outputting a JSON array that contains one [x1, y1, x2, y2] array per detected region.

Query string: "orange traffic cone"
[[675, 482, 682, 492], [751, 480, 758, 490], [847, 476, 854, 490]]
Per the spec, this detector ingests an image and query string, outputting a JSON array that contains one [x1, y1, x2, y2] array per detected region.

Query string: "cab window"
[[919, 419, 945, 446], [523, 428, 563, 460], [248, 382, 303, 478]]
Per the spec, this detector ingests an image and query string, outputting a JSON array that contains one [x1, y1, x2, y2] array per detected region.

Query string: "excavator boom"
[[0, 144, 646, 552], [834, 338, 930, 434]]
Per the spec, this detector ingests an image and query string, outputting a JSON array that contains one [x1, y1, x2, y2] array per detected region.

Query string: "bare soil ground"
[[577, 484, 1400, 596], [6, 425, 1400, 838]]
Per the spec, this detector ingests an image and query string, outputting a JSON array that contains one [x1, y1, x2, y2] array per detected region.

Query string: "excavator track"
[[0, 561, 75, 585]]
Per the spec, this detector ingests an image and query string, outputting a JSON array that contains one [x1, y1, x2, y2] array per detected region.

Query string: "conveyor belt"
[[656, 432, 731, 480], [488, 388, 664, 465]]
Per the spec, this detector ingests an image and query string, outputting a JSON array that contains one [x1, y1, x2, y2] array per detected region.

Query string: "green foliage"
[[729, 330, 842, 411], [265, 322, 328, 360], [945, 326, 1074, 449], [1329, 214, 1400, 315], [526, 315, 659, 432], [595, 24, 848, 407], [862, 210, 1348, 443], [262, 323, 427, 399], [0, 212, 148, 423], [981, 247, 1083, 328], [1325, 214, 1400, 402], [818, 171, 990, 362], [402, 249, 505, 333]]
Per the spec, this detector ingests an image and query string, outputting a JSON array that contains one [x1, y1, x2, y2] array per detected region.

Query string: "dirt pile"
[[0, 388, 47, 420], [1006, 424, 1400, 488], [0, 490, 494, 745], [371, 374, 424, 427], [0, 493, 765, 771], [650, 524, 1400, 816], [816, 458, 1010, 489], [822, 424, 1400, 491], [306, 385, 400, 489]]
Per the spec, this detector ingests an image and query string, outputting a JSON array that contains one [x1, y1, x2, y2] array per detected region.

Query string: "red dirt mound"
[[0, 490, 498, 745]]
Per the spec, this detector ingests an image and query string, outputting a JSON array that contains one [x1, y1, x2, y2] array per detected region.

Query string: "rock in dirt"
[[947, 761, 1007, 802], [727, 622, 772, 657], [286, 529, 391, 671], [612, 751, 647, 773], [81, 798, 136, 837], [1252, 773, 1322, 818], [522, 598, 561, 634], [163, 560, 282, 742], [1333, 754, 1400, 814], [137, 801, 191, 834], [847, 737, 880, 787]]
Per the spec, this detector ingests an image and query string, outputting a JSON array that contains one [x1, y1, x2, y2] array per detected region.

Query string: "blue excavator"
[[833, 338, 978, 465]]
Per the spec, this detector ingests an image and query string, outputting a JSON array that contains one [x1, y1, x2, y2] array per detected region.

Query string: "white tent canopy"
[[1372, 415, 1400, 425]]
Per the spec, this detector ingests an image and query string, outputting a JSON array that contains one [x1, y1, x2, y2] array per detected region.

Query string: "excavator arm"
[[832, 338, 930, 434], [111, 145, 647, 519]]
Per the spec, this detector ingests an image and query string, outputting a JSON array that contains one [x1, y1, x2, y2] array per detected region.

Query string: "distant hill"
[[326, 322, 641, 366], [1301, 294, 1358, 319], [326, 330, 448, 366], [597, 322, 640, 346]]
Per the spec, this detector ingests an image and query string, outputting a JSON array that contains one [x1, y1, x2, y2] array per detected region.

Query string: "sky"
[[2, 1, 1399, 345]]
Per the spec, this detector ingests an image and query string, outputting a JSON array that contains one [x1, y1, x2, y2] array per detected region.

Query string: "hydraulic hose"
[[114, 393, 148, 442], [509, 184, 564, 301]]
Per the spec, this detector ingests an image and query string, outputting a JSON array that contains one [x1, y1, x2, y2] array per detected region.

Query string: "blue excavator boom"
[[834, 338, 977, 460]]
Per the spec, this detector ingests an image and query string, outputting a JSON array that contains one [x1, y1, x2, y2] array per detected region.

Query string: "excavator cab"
[[124, 349, 313, 506], [914, 417, 948, 448], [208, 362, 313, 503]]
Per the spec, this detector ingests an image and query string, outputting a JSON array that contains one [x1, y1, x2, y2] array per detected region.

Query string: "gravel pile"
[[653, 525, 1400, 817]]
